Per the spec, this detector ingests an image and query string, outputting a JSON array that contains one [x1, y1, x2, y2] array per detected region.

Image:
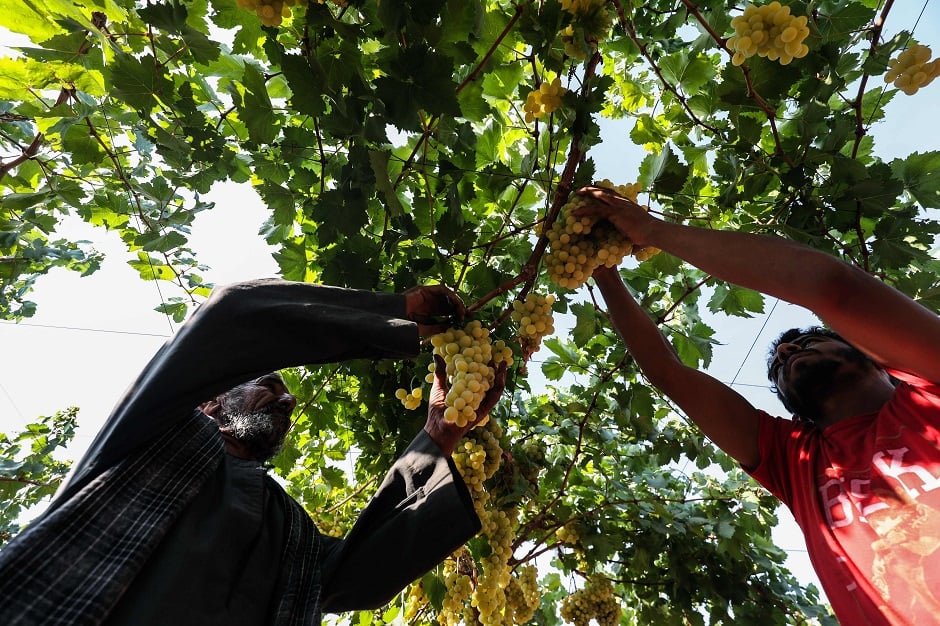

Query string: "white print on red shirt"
[[817, 445, 940, 619], [818, 447, 940, 529]]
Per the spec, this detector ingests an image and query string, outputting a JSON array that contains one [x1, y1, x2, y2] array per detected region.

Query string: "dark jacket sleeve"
[[319, 430, 482, 613], [53, 279, 419, 507]]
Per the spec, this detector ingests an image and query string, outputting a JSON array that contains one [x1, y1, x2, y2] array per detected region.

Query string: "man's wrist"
[[592, 265, 620, 287], [424, 423, 458, 456]]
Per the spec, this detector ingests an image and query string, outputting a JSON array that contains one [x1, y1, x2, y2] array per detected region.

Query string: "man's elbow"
[[807, 256, 873, 311], [196, 279, 281, 319]]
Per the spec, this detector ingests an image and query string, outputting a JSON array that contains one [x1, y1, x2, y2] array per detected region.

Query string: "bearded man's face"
[[213, 375, 296, 461]]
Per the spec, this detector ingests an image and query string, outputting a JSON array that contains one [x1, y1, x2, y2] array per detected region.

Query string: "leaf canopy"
[[3, 0, 939, 623]]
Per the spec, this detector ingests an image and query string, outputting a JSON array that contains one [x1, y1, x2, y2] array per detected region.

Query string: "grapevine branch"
[[393, 2, 524, 192], [680, 0, 796, 168], [471, 53, 604, 318], [515, 371, 608, 547], [611, 1, 724, 137], [653, 276, 709, 325], [0, 84, 73, 182], [0, 11, 105, 180], [292, 364, 343, 430], [514, 490, 744, 560], [0, 476, 55, 488], [851, 0, 895, 160], [455, 2, 525, 95], [83, 108, 199, 305], [845, 0, 896, 273], [320, 475, 379, 514]]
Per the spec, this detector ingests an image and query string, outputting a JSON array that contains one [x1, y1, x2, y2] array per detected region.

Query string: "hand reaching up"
[[574, 186, 657, 248]]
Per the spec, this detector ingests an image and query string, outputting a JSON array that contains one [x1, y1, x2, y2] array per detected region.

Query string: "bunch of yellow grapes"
[[523, 77, 567, 124], [235, 0, 301, 27], [543, 193, 602, 289], [516, 439, 546, 488], [471, 506, 519, 625], [559, 0, 613, 60], [559, 576, 621, 626], [440, 568, 474, 626], [555, 520, 581, 546], [403, 582, 428, 621], [452, 420, 503, 500], [727, 2, 810, 66], [885, 44, 940, 95], [312, 514, 345, 538], [428, 320, 513, 427], [544, 180, 651, 289], [505, 565, 541, 624], [511, 292, 556, 354], [453, 438, 489, 495], [450, 419, 535, 626], [393, 386, 422, 410]]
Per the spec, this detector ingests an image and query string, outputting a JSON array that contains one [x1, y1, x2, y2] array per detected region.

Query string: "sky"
[[1, 0, 938, 609]]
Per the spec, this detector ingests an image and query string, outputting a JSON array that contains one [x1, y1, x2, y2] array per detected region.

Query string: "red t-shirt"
[[747, 371, 940, 625]]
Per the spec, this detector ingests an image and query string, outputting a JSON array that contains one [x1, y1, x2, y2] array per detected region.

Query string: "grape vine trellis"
[[2, 0, 939, 623]]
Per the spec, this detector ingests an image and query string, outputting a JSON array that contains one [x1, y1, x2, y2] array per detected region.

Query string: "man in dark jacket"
[[0, 279, 504, 626]]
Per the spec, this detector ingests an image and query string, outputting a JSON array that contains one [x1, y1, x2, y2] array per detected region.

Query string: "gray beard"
[[216, 408, 285, 462]]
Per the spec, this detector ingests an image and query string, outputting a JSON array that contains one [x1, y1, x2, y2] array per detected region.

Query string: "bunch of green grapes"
[[313, 508, 347, 538], [596, 179, 641, 203], [511, 292, 556, 355], [559, 576, 621, 626], [545, 180, 650, 289], [474, 419, 504, 480], [523, 77, 567, 124], [394, 386, 422, 410], [885, 44, 940, 95], [593, 179, 662, 262], [560, 0, 601, 11], [235, 0, 300, 27], [428, 320, 513, 428], [559, 0, 614, 60], [588, 179, 659, 265], [505, 565, 541, 624], [450, 421, 523, 625], [727, 2, 810, 66]]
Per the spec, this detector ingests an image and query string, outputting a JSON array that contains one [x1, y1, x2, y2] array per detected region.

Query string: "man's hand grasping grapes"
[[574, 186, 656, 249], [424, 355, 507, 456], [403, 285, 466, 337]]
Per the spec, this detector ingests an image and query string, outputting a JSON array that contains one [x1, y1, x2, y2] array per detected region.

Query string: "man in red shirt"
[[576, 186, 940, 625]]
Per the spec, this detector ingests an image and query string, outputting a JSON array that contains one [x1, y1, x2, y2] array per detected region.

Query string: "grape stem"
[[676, 0, 796, 168]]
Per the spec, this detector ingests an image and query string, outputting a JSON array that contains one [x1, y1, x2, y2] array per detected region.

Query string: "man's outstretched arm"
[[577, 186, 940, 383], [592, 265, 763, 468], [58, 280, 463, 504]]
